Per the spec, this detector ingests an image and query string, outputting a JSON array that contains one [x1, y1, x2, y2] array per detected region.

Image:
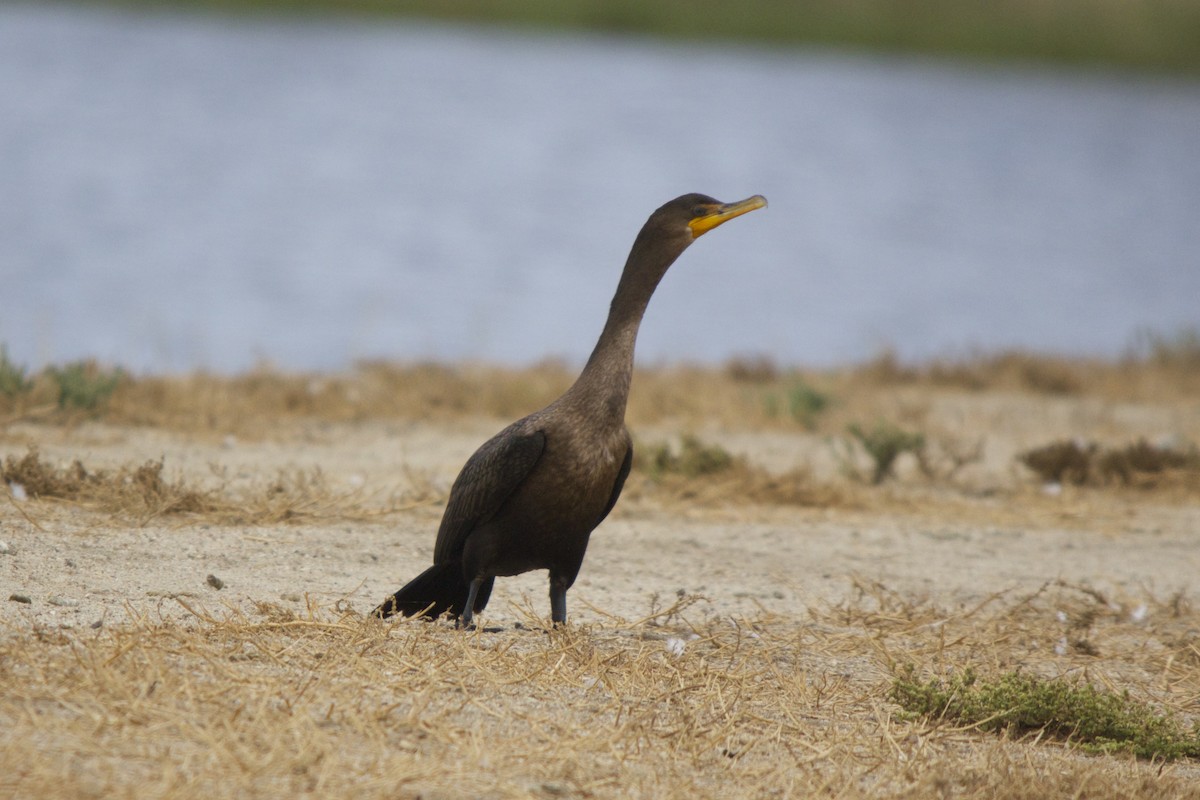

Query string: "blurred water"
[[2, 4, 1199, 373]]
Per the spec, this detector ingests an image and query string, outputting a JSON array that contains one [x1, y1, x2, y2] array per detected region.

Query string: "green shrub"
[[787, 382, 830, 430], [763, 380, 831, 430], [0, 346, 31, 397], [46, 361, 125, 411], [643, 435, 734, 479], [847, 420, 925, 484]]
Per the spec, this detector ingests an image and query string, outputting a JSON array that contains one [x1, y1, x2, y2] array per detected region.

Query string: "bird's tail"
[[372, 562, 492, 620]]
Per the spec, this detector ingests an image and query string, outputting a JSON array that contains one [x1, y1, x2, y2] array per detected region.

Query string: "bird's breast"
[[474, 420, 628, 576], [517, 426, 625, 518]]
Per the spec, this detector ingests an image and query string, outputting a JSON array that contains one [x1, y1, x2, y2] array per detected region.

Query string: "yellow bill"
[[688, 194, 768, 238]]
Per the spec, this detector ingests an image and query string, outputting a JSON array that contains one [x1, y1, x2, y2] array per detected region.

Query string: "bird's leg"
[[549, 577, 568, 626], [459, 577, 484, 630]]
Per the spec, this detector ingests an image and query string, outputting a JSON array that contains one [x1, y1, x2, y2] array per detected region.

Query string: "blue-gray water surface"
[[2, 4, 1199, 374]]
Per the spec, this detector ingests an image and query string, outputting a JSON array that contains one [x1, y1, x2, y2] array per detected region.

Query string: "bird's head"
[[617, 192, 767, 297], [633, 192, 767, 259]]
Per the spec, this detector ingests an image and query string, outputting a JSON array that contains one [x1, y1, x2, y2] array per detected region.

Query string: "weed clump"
[[1, 447, 91, 498], [847, 420, 926, 484], [1019, 438, 1200, 487], [891, 667, 1200, 760], [1018, 439, 1096, 485], [1, 446, 214, 520], [1097, 439, 1200, 482]]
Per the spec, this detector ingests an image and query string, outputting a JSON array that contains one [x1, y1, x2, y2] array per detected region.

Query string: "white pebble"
[[9, 482, 27, 501], [1129, 604, 1149, 623], [665, 637, 687, 657]]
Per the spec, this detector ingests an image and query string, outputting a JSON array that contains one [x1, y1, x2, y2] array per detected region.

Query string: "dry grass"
[[626, 434, 850, 510], [1, 446, 437, 527], [4, 349, 1200, 527], [3, 349, 1199, 439], [626, 464, 848, 511], [849, 347, 1200, 401], [1, 583, 1197, 799], [0, 436, 841, 530]]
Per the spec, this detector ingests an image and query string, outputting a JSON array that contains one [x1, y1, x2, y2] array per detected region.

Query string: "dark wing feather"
[[432, 424, 546, 564]]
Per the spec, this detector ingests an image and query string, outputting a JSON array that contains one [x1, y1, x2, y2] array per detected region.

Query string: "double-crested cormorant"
[[374, 193, 767, 627]]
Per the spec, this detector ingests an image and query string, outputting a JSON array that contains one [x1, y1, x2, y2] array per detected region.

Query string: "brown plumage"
[[374, 193, 767, 627]]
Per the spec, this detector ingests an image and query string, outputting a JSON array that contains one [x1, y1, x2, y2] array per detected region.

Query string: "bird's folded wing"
[[432, 425, 546, 563]]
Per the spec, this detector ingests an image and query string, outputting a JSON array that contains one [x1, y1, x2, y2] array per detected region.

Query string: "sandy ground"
[[3, 416, 1198, 634]]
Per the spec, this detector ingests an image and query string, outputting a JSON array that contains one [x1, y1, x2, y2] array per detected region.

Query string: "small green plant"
[[891, 667, 1200, 760], [644, 434, 734, 479], [787, 381, 830, 430], [763, 380, 830, 430], [847, 420, 925, 484], [0, 346, 31, 397], [46, 360, 125, 411]]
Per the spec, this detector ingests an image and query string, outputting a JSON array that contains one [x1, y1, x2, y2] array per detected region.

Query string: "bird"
[[374, 193, 767, 628]]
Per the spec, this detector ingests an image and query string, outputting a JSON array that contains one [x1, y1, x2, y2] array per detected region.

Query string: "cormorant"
[[374, 193, 767, 627]]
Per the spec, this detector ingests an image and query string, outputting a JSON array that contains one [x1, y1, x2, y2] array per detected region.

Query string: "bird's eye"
[[692, 205, 709, 218]]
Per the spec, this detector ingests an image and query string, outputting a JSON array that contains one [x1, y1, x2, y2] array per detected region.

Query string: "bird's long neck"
[[565, 229, 684, 425]]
